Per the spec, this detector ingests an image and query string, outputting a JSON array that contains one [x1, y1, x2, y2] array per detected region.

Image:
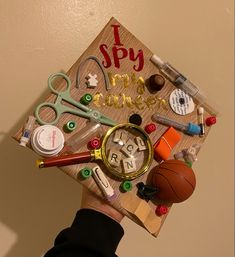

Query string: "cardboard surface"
[[13, 17, 213, 236]]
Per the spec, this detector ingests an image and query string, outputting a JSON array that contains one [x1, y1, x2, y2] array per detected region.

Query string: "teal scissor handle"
[[35, 102, 61, 125], [47, 73, 90, 113], [35, 101, 92, 125], [48, 72, 71, 94], [35, 72, 117, 126]]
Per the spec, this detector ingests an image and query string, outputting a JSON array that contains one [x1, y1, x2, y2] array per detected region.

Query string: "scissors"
[[35, 73, 117, 126]]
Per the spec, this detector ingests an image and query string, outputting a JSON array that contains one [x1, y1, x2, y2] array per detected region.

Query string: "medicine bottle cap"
[[31, 125, 64, 157]]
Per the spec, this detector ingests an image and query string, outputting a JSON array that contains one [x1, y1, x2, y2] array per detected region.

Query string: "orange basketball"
[[150, 160, 196, 203]]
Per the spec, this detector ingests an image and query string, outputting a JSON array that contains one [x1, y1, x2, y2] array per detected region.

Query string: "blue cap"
[[186, 123, 201, 135]]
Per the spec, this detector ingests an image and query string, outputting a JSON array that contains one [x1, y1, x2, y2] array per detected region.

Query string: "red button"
[[155, 204, 169, 216], [145, 123, 156, 134], [88, 137, 101, 149], [206, 116, 217, 126]]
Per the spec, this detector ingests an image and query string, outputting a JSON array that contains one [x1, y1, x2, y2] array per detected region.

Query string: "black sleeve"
[[43, 209, 124, 257]]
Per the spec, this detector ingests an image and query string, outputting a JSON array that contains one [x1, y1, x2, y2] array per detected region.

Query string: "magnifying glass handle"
[[37, 151, 92, 168]]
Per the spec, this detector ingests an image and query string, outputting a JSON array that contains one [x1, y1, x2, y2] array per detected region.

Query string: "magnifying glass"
[[37, 123, 153, 180]]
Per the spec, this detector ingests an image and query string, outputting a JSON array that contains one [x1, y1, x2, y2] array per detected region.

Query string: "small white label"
[[169, 89, 195, 115]]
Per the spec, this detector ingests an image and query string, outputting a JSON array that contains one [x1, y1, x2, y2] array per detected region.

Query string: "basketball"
[[150, 159, 196, 203]]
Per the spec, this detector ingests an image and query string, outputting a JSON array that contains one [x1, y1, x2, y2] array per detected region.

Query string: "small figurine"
[[136, 182, 158, 201], [86, 73, 98, 88]]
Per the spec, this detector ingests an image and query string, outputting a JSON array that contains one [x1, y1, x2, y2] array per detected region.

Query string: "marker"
[[197, 107, 205, 136], [92, 166, 115, 200]]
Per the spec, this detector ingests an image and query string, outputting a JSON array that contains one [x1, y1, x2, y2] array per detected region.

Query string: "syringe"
[[150, 54, 219, 116], [152, 113, 201, 135]]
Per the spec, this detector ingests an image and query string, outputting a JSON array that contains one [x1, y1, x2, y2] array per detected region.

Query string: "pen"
[[150, 54, 218, 116]]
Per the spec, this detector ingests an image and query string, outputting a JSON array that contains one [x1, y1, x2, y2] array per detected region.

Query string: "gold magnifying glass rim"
[[100, 123, 153, 180]]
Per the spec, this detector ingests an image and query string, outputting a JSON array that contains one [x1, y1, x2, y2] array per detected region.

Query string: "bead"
[[206, 116, 216, 126], [120, 181, 133, 192], [88, 137, 101, 149], [63, 121, 76, 133], [155, 204, 169, 216], [129, 113, 142, 126], [80, 93, 93, 105], [145, 123, 156, 134], [148, 74, 165, 92], [79, 167, 93, 179]]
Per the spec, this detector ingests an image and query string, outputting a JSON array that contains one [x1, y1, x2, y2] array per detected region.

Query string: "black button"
[[129, 113, 142, 126]]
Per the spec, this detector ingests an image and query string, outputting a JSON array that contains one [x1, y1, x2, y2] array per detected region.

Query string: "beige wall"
[[0, 1, 234, 256]]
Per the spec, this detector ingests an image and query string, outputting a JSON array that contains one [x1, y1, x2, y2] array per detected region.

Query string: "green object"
[[35, 73, 117, 126], [120, 181, 133, 192], [64, 120, 76, 132], [80, 167, 93, 179], [185, 161, 193, 168], [80, 93, 93, 105]]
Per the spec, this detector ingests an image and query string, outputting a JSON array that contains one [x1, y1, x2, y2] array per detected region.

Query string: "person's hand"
[[81, 187, 124, 223]]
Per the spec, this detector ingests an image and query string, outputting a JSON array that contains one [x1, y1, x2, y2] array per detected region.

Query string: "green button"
[[64, 121, 76, 132], [80, 94, 93, 105], [120, 181, 132, 192], [185, 161, 193, 168], [79, 167, 93, 179]]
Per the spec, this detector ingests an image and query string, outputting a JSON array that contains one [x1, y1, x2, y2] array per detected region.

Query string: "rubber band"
[[76, 55, 110, 90]]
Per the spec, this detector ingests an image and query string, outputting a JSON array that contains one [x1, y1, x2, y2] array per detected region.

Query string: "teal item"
[[35, 73, 117, 126]]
